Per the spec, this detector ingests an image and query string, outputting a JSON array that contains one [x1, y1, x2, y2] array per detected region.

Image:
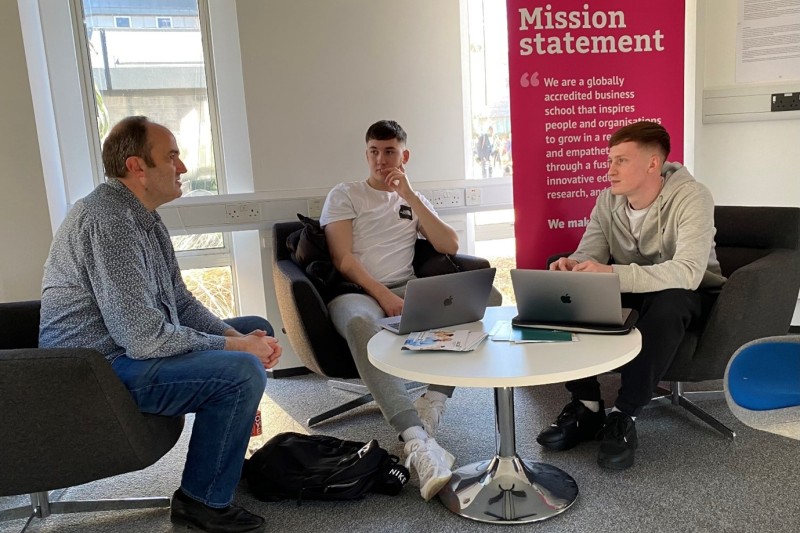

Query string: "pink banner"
[[507, 0, 686, 269]]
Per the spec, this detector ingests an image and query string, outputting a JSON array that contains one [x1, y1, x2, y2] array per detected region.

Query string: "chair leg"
[[307, 381, 427, 427], [0, 490, 171, 532], [650, 382, 736, 440], [307, 393, 375, 427], [327, 379, 369, 394]]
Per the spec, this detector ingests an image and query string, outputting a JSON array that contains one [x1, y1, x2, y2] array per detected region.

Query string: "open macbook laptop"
[[510, 269, 636, 334], [376, 268, 497, 334]]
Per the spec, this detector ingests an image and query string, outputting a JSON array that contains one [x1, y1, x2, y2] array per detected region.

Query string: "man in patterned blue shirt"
[[40, 116, 278, 533]]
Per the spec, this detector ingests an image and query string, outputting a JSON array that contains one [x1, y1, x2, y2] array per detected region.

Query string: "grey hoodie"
[[570, 162, 726, 293]]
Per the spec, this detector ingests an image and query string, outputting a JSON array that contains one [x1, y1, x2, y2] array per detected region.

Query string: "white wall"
[[236, 0, 467, 195], [5, 0, 798, 321], [694, 0, 800, 206], [0, 0, 52, 302]]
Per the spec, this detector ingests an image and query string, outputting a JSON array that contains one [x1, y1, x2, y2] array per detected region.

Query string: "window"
[[77, 0, 234, 315], [172, 233, 224, 252], [172, 231, 236, 318], [465, 1, 516, 299], [473, 209, 516, 304], [181, 266, 236, 319], [465, 0, 512, 180], [78, 0, 221, 195], [24, 0, 262, 318]]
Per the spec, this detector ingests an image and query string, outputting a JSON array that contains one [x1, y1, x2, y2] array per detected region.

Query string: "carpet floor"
[[2, 373, 799, 533]]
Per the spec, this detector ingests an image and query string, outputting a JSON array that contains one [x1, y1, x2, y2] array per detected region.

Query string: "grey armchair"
[[654, 206, 800, 438], [0, 300, 184, 529], [272, 220, 497, 426], [548, 206, 800, 438]]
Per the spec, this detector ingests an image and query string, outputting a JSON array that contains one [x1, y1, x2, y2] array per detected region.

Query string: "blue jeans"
[[111, 316, 271, 507]]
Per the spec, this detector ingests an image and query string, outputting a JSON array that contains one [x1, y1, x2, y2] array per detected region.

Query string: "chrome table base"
[[439, 455, 577, 523], [438, 387, 578, 523]]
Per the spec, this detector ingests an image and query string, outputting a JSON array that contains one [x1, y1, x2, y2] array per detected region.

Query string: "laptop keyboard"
[[385, 320, 401, 329]]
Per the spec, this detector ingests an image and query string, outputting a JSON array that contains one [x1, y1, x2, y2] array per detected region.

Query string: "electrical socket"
[[225, 203, 244, 221], [465, 187, 481, 206], [771, 92, 800, 112], [244, 202, 261, 220], [226, 203, 260, 222], [427, 188, 465, 208]]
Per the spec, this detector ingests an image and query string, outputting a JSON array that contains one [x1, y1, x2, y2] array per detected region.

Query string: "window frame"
[[21, 0, 264, 319], [71, 0, 236, 308], [72, 0, 228, 193]]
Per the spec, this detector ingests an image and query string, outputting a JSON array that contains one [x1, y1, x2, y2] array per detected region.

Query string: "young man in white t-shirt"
[[319, 120, 460, 501]]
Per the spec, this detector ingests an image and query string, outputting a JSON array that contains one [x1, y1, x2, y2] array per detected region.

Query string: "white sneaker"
[[414, 395, 446, 437], [404, 438, 454, 501]]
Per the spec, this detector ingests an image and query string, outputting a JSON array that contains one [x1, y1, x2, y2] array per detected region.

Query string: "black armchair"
[[548, 206, 800, 438], [272, 220, 497, 426], [0, 300, 184, 529]]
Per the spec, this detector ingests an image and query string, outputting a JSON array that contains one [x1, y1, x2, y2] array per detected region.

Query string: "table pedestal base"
[[438, 454, 578, 523]]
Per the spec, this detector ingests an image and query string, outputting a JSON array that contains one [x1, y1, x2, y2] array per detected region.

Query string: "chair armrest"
[[451, 253, 491, 272], [693, 248, 800, 372], [0, 348, 183, 494], [0, 300, 41, 350], [414, 252, 491, 278], [273, 257, 328, 315], [413, 238, 492, 277], [272, 257, 355, 377]]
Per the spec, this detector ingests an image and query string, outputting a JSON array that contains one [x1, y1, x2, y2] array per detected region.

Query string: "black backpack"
[[243, 432, 409, 504]]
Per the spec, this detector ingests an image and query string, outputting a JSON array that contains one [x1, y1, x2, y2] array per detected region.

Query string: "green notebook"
[[511, 327, 573, 343]]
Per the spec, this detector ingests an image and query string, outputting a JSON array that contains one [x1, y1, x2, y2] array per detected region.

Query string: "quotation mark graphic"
[[520, 72, 540, 87]]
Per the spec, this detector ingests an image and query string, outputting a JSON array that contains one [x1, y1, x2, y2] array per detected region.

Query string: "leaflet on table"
[[401, 329, 488, 351], [489, 320, 576, 343]]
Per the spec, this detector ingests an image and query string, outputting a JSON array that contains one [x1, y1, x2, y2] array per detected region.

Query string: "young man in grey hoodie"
[[537, 121, 726, 470]]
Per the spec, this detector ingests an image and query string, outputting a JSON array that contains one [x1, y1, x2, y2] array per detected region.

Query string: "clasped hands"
[[227, 330, 282, 369]]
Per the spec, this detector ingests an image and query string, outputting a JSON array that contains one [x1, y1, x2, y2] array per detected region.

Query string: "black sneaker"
[[536, 399, 606, 451], [170, 489, 266, 533], [597, 411, 638, 470]]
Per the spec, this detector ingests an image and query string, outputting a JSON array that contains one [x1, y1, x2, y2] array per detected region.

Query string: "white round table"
[[368, 306, 641, 524]]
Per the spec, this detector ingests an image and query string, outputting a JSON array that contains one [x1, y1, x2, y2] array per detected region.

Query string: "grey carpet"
[[2, 373, 799, 533]]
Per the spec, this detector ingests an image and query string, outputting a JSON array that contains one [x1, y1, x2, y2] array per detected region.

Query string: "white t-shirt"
[[320, 181, 437, 285], [624, 202, 649, 242]]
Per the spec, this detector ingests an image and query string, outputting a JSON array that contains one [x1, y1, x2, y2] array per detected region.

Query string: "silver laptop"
[[510, 269, 633, 330], [376, 268, 497, 334]]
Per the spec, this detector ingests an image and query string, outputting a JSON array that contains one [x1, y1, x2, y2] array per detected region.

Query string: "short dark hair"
[[609, 120, 670, 160], [365, 120, 407, 144], [102, 115, 155, 178]]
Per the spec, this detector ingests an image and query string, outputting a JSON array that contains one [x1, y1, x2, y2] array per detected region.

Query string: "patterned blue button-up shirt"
[[39, 179, 228, 362]]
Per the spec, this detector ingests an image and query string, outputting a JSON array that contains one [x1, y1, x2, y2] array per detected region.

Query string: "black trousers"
[[565, 289, 707, 417]]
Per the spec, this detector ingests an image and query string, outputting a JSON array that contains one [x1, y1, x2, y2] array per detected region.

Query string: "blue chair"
[[724, 335, 800, 440]]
